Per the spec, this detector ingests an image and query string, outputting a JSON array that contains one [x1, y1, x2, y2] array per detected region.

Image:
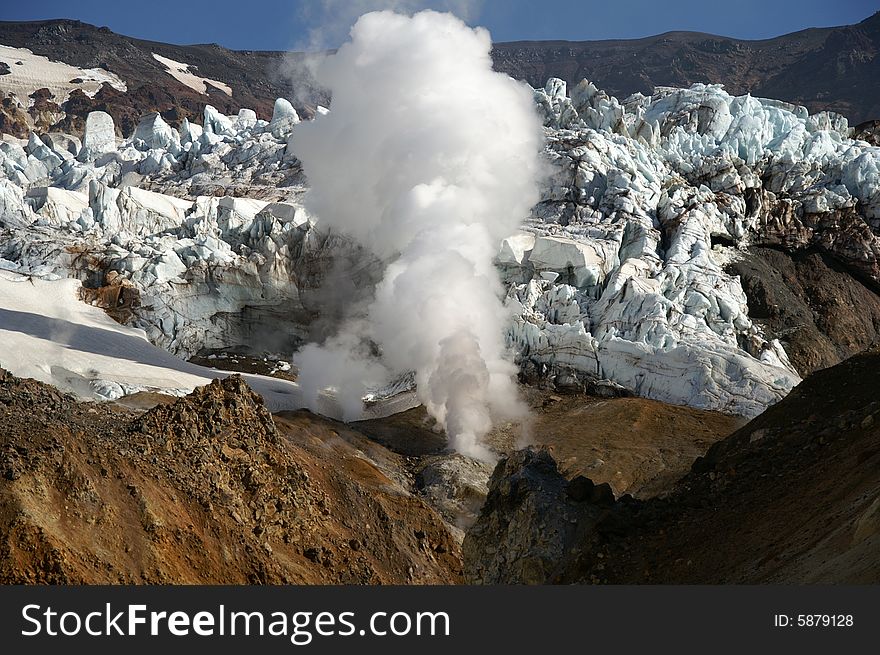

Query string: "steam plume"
[[277, 1, 485, 108], [292, 10, 543, 459]]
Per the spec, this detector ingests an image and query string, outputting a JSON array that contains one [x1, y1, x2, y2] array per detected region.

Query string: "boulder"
[[463, 447, 608, 584]]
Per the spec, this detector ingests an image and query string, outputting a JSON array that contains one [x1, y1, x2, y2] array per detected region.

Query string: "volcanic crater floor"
[[0, 367, 741, 584]]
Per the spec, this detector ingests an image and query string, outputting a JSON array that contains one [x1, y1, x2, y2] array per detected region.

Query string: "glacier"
[[1, 77, 879, 418]]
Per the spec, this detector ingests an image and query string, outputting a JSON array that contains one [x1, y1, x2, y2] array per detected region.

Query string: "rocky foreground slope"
[[464, 349, 880, 584], [3, 349, 876, 584], [0, 370, 461, 583], [1, 365, 744, 583]]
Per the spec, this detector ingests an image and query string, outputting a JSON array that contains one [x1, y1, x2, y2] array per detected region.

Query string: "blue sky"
[[0, 0, 876, 51]]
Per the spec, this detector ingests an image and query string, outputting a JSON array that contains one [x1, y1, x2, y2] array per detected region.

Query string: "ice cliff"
[[1, 77, 879, 417]]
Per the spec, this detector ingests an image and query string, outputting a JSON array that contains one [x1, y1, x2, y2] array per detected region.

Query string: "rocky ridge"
[[0, 369, 461, 583], [2, 12, 879, 139], [492, 11, 880, 125]]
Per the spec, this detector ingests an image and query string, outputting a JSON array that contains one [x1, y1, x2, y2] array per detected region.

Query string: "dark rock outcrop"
[[465, 350, 880, 584], [462, 448, 618, 584], [729, 247, 880, 376], [853, 119, 880, 146], [747, 193, 880, 289]]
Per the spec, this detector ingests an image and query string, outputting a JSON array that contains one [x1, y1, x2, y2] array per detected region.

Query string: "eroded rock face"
[[462, 448, 610, 584], [0, 95, 32, 139], [729, 248, 880, 376], [0, 371, 462, 584]]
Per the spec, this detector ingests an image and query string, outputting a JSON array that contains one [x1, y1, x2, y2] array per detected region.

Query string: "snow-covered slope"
[[0, 44, 127, 104], [0, 270, 415, 418], [1, 77, 878, 418]]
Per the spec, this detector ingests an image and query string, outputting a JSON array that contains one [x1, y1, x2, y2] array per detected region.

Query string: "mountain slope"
[[0, 370, 461, 584], [492, 11, 880, 124], [0, 12, 879, 139], [0, 19, 315, 137]]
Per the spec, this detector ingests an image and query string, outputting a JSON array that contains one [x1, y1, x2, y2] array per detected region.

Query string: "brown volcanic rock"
[[78, 270, 141, 326], [351, 389, 740, 538], [0, 371, 461, 584], [0, 94, 30, 138], [730, 248, 880, 376], [131, 374, 279, 446], [854, 119, 880, 146], [26, 88, 64, 132], [484, 390, 742, 499], [465, 350, 880, 584]]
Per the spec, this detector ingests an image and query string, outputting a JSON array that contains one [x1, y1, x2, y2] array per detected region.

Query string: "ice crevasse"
[[1, 78, 879, 417]]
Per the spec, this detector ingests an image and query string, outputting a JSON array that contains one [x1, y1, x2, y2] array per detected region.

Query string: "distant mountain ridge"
[[492, 10, 880, 124], [0, 12, 878, 138]]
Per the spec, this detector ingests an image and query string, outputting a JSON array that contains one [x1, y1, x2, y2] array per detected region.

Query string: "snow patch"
[[0, 271, 413, 418], [152, 53, 232, 97]]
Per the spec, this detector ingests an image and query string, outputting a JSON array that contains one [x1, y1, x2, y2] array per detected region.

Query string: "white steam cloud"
[[292, 10, 543, 460], [298, 0, 484, 50], [277, 1, 485, 108]]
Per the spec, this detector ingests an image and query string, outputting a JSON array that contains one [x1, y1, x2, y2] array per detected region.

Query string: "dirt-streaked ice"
[[2, 75, 879, 418]]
